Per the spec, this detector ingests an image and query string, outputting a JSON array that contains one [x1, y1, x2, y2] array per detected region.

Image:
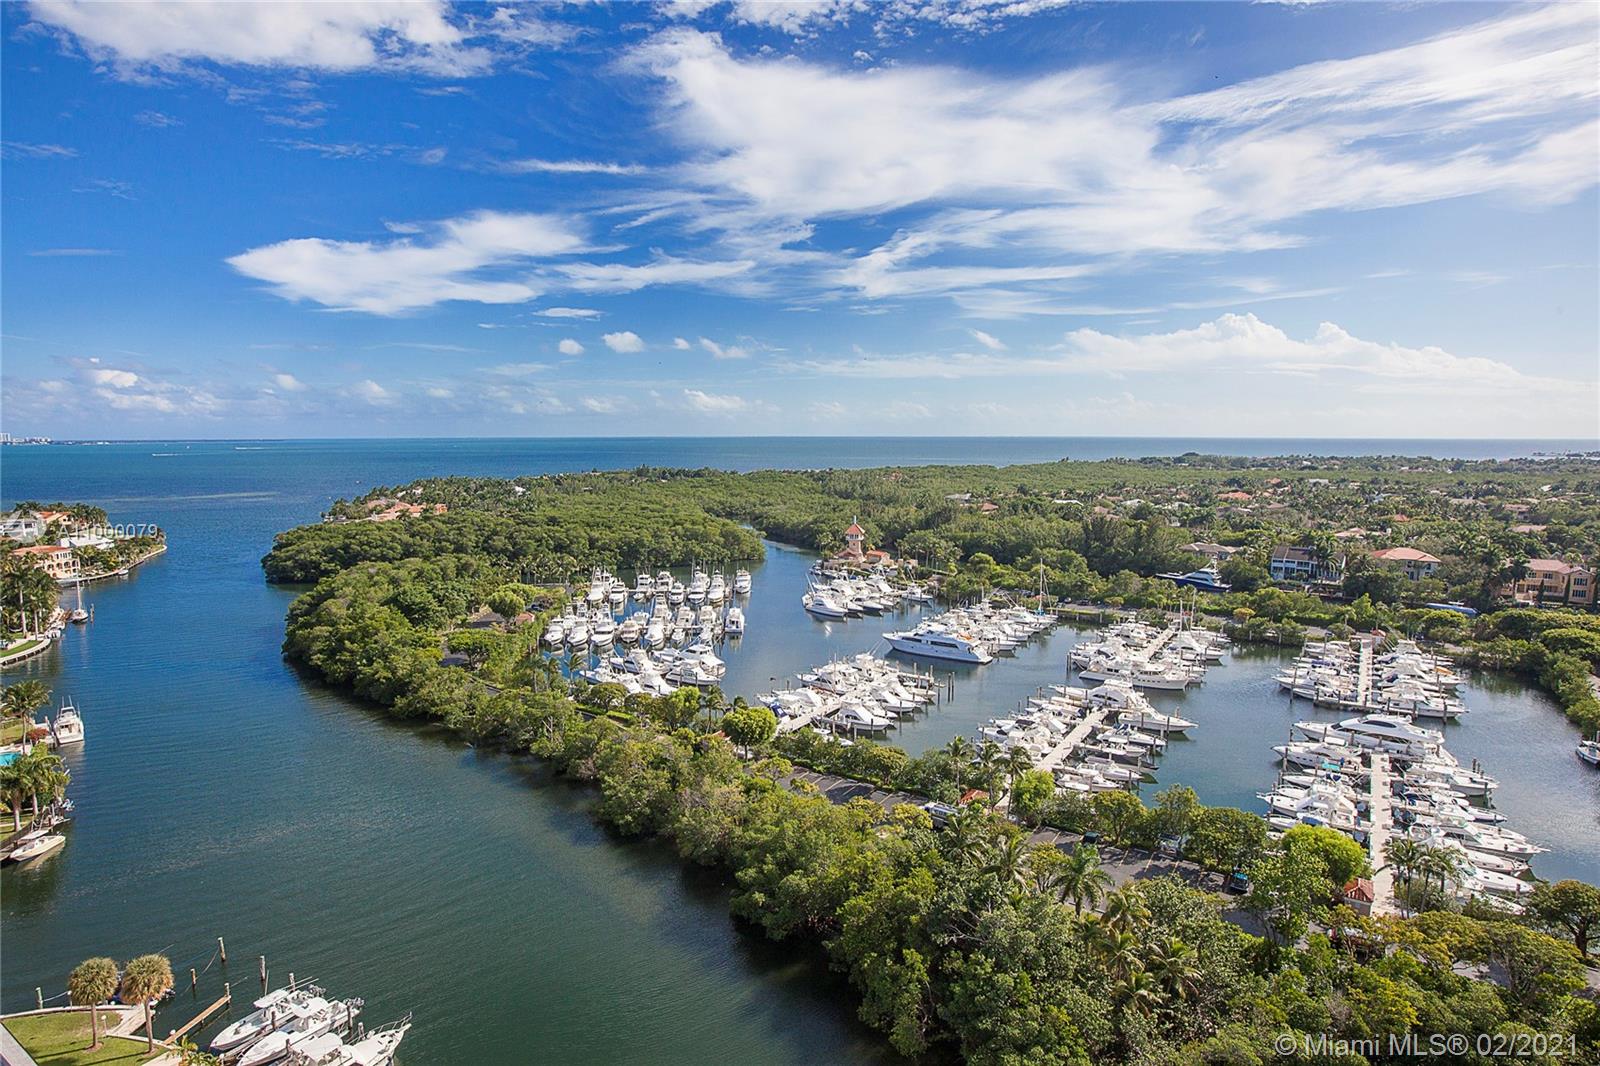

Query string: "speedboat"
[[6, 831, 66, 862], [1578, 736, 1600, 768], [212, 988, 324, 1053]]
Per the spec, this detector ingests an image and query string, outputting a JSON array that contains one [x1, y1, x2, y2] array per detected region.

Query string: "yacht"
[[667, 581, 685, 605], [212, 988, 325, 1053], [803, 592, 849, 619], [723, 607, 745, 636], [285, 1017, 411, 1066], [564, 620, 589, 648], [542, 619, 566, 648], [733, 569, 752, 595], [883, 628, 992, 664], [1156, 565, 1231, 594], [52, 702, 85, 746], [238, 999, 361, 1066], [1077, 657, 1191, 691]]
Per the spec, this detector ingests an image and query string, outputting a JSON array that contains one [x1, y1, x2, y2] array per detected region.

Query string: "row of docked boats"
[[209, 982, 408, 1065], [882, 602, 1056, 664], [1068, 620, 1228, 690], [977, 679, 1195, 794], [546, 592, 746, 652], [801, 567, 930, 619], [2, 801, 74, 863], [579, 643, 729, 694], [758, 653, 943, 736], [1262, 713, 1541, 907], [1276, 638, 1467, 720], [593, 565, 753, 609]]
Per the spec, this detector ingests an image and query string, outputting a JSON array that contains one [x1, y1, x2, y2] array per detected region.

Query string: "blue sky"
[[2, 0, 1596, 439]]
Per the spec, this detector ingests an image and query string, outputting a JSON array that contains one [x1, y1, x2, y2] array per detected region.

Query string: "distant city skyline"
[[2, 1, 1596, 440]]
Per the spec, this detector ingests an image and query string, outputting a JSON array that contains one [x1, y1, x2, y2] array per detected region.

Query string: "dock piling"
[[258, 955, 267, 993], [35, 988, 43, 1010], [190, 967, 198, 991], [217, 936, 227, 963]]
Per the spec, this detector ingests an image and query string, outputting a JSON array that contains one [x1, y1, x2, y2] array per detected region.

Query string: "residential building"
[[1269, 545, 1346, 585], [1370, 547, 1442, 581], [10, 544, 77, 580], [1506, 559, 1596, 607], [0, 513, 47, 544], [1181, 541, 1241, 563]]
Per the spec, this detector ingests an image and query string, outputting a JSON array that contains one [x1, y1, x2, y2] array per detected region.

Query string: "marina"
[[3, 441, 1598, 1066]]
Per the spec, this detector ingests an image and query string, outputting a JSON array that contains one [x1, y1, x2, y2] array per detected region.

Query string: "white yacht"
[[212, 988, 325, 1053], [667, 581, 686, 605], [1578, 734, 1600, 768], [733, 569, 752, 595], [238, 999, 361, 1066], [1077, 657, 1191, 691], [564, 620, 590, 648], [882, 628, 992, 664], [52, 702, 85, 746], [723, 606, 745, 636], [803, 592, 849, 619], [285, 1018, 410, 1066]]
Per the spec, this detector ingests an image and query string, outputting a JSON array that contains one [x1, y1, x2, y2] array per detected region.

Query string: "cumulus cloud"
[[673, 337, 692, 350], [682, 387, 751, 413], [967, 328, 1006, 351], [272, 372, 307, 391], [27, 0, 493, 77], [698, 336, 749, 359], [350, 378, 394, 404], [558, 338, 584, 356], [602, 330, 645, 353], [227, 210, 586, 314]]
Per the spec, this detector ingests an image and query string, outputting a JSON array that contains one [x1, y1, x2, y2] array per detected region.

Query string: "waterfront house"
[[1505, 559, 1596, 607], [9, 544, 77, 580], [1181, 541, 1241, 563], [1370, 547, 1442, 581], [1269, 545, 1345, 585], [0, 513, 46, 544]]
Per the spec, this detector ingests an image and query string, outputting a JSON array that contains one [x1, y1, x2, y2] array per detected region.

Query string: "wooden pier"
[[1366, 753, 1398, 916], [1037, 705, 1112, 772], [166, 988, 232, 1043]]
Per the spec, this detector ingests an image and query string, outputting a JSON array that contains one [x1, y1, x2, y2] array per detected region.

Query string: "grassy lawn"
[[1, 637, 49, 662], [0, 718, 27, 744], [2, 1012, 162, 1066]]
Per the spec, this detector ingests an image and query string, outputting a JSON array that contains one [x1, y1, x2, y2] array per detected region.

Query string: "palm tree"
[[944, 804, 992, 867], [1385, 837, 1423, 903], [18, 748, 67, 819], [1049, 844, 1113, 916], [67, 957, 120, 1051], [982, 833, 1031, 888], [120, 954, 174, 1053], [1112, 966, 1161, 1016], [1001, 746, 1033, 801], [943, 736, 972, 791], [1418, 844, 1464, 900], [1101, 885, 1150, 936], [0, 761, 29, 832], [974, 740, 1004, 798], [1146, 938, 1200, 1005], [2, 680, 51, 724]]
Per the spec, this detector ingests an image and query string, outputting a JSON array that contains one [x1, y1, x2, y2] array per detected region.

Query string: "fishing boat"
[[1578, 734, 1600, 768], [51, 702, 85, 746]]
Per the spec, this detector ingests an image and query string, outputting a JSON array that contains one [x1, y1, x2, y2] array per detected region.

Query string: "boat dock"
[[1367, 753, 1398, 916], [1036, 704, 1113, 771]]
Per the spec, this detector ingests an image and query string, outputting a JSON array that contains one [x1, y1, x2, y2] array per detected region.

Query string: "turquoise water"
[[2, 438, 1594, 1065]]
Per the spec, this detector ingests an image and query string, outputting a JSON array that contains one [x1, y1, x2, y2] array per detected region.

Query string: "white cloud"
[[499, 159, 647, 175], [602, 330, 645, 353], [629, 13, 1599, 307], [558, 338, 585, 356], [1, 141, 77, 158], [27, 247, 120, 257], [673, 337, 692, 350], [272, 372, 307, 391], [89, 368, 140, 388], [967, 328, 1006, 351], [682, 387, 751, 413], [350, 378, 393, 404], [559, 256, 755, 293], [581, 396, 627, 414], [133, 109, 182, 127], [227, 210, 586, 314], [536, 306, 602, 319], [28, 0, 492, 77], [698, 336, 749, 359]]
